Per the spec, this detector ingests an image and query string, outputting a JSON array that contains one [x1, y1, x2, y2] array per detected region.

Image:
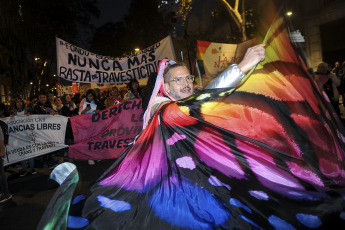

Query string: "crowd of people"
[[315, 60, 345, 121], [0, 79, 143, 119], [0, 79, 145, 203], [1, 56, 345, 206]]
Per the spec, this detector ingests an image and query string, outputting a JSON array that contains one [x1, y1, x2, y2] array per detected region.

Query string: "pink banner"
[[69, 99, 143, 160]]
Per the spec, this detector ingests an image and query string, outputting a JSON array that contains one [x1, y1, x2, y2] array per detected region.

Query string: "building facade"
[[294, 0, 345, 69]]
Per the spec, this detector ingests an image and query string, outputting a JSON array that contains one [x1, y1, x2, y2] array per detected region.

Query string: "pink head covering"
[[142, 59, 176, 129]]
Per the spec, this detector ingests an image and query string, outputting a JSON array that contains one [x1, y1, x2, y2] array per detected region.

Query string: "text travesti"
[[88, 138, 134, 150], [59, 52, 160, 83]]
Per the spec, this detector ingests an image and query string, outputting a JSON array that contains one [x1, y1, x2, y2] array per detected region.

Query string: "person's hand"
[[238, 44, 266, 73], [81, 106, 91, 114]]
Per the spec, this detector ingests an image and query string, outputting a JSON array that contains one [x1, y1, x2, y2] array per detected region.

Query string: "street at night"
[[1, 0, 345, 229], [0, 158, 115, 230]]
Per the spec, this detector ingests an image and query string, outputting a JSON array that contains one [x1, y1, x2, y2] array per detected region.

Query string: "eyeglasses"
[[166, 75, 195, 85]]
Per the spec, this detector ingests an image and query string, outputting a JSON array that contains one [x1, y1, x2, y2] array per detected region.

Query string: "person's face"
[[48, 94, 54, 101], [16, 99, 23, 109], [121, 89, 127, 96], [55, 98, 62, 105], [65, 95, 71, 102], [87, 93, 94, 102], [164, 66, 194, 100], [132, 82, 139, 90], [39, 95, 47, 104]]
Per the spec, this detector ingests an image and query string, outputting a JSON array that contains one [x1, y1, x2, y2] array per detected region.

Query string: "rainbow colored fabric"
[[43, 16, 345, 230]]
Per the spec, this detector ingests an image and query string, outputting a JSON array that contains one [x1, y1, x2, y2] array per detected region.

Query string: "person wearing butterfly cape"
[[143, 44, 266, 129]]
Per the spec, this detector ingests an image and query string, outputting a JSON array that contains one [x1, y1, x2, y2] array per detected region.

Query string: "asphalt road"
[[0, 158, 116, 230]]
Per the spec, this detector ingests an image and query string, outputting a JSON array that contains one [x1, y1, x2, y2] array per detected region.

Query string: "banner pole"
[[195, 59, 203, 88]]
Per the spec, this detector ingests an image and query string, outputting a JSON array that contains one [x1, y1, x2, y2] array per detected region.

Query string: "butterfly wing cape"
[[43, 15, 345, 230]]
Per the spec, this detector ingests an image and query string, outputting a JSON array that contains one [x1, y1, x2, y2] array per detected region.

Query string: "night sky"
[[92, 0, 131, 27]]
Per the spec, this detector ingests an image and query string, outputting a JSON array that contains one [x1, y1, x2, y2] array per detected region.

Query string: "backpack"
[[0, 120, 9, 145]]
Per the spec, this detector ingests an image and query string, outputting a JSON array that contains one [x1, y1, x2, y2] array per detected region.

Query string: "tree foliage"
[[0, 0, 99, 98], [89, 21, 126, 57], [89, 0, 172, 57], [123, 0, 172, 51], [176, 0, 250, 42]]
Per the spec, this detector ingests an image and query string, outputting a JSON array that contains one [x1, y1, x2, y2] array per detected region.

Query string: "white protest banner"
[[196, 39, 254, 87], [57, 36, 176, 85], [1, 115, 68, 166]]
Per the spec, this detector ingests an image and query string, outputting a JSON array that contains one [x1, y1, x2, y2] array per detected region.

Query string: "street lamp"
[[286, 11, 293, 16], [134, 48, 140, 53], [34, 57, 40, 61]]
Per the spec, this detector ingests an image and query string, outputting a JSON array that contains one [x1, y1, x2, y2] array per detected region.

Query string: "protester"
[[31, 92, 58, 168], [72, 93, 81, 111], [78, 89, 99, 115], [124, 79, 142, 101], [120, 88, 128, 99], [105, 86, 123, 108], [143, 44, 265, 127], [332, 61, 340, 76], [314, 62, 341, 119], [42, 25, 345, 228], [10, 98, 36, 176], [32, 92, 56, 115], [0, 127, 11, 203], [53, 96, 64, 115], [47, 92, 55, 108], [62, 94, 77, 117], [78, 89, 101, 165], [94, 88, 106, 111], [10, 97, 30, 116]]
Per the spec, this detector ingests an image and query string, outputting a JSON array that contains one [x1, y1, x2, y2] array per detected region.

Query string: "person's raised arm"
[[206, 44, 265, 89], [238, 44, 265, 73]]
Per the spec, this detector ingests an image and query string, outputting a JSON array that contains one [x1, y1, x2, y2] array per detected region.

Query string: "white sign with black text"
[[1, 115, 68, 166], [56, 36, 176, 84]]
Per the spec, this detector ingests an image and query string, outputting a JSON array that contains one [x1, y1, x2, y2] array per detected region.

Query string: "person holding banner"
[[32, 92, 58, 169], [10, 97, 30, 116], [32, 92, 56, 115], [10, 98, 37, 176], [78, 89, 102, 165]]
